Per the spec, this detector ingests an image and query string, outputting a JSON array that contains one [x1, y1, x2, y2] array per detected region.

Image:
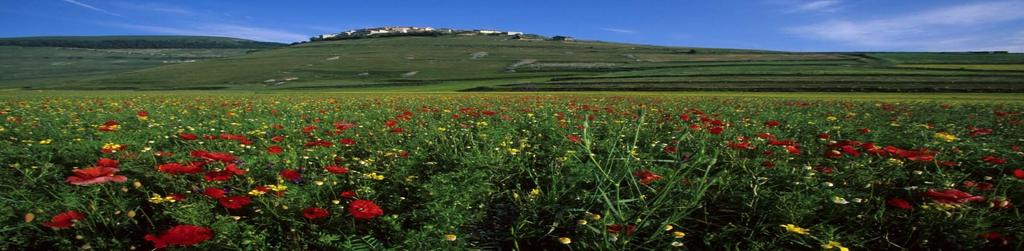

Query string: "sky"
[[1, 0, 1023, 52]]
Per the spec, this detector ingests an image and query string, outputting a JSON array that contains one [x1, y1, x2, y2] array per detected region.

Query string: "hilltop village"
[[309, 26, 571, 42]]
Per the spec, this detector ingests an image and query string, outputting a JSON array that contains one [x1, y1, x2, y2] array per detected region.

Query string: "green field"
[[1, 35, 1021, 92], [1, 92, 1022, 250]]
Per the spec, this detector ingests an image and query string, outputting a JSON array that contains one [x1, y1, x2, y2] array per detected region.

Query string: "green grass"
[[897, 64, 1024, 71], [0, 46, 254, 86]]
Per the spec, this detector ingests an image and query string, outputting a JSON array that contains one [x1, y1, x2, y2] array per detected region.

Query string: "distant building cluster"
[[311, 26, 526, 41]]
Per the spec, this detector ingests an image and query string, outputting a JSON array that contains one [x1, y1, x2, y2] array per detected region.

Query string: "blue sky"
[[2, 0, 1023, 52]]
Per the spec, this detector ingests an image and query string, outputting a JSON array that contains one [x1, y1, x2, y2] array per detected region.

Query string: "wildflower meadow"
[[1, 94, 1022, 250]]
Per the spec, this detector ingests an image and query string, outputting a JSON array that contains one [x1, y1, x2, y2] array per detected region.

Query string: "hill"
[[0, 35, 285, 49], [3, 35, 1023, 92], [0, 36, 283, 87]]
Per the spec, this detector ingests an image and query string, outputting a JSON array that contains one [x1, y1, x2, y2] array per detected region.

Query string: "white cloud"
[[788, 1, 1024, 51], [788, 0, 843, 13], [601, 27, 635, 34], [62, 0, 121, 16], [107, 23, 308, 43]]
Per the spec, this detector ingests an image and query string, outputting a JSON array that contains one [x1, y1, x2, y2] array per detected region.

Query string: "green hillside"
[[0, 35, 285, 49], [0, 36, 285, 87], [3, 35, 1023, 92]]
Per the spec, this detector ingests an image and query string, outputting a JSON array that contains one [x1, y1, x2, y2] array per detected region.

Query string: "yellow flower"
[[821, 241, 849, 251], [934, 132, 957, 142], [364, 172, 385, 181], [248, 189, 267, 196], [826, 116, 838, 122], [267, 184, 288, 192], [673, 231, 686, 238], [886, 158, 904, 167], [148, 194, 176, 204], [528, 188, 541, 198], [780, 224, 810, 235], [444, 234, 457, 241], [38, 139, 52, 145], [102, 143, 123, 152], [558, 237, 572, 245]]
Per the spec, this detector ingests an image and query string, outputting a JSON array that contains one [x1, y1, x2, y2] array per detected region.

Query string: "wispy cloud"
[[62, 0, 121, 16], [111, 2, 193, 15], [601, 27, 635, 34], [107, 23, 308, 42], [787, 0, 842, 13], [787, 1, 1024, 51]]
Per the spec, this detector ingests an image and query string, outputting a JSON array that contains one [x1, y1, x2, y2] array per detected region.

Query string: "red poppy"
[[144, 224, 213, 249], [923, 189, 985, 205], [784, 145, 801, 155], [203, 170, 233, 182], [566, 134, 580, 143], [348, 199, 383, 219], [727, 141, 754, 150], [340, 190, 357, 198], [178, 133, 198, 141], [385, 120, 398, 128], [168, 194, 187, 202], [267, 145, 283, 154], [977, 231, 1010, 245], [137, 111, 149, 118], [304, 140, 334, 147], [633, 170, 663, 185], [764, 120, 781, 127], [887, 197, 913, 210], [203, 188, 226, 199], [190, 150, 237, 163], [217, 195, 252, 209], [225, 163, 247, 175], [271, 135, 285, 142], [42, 210, 85, 229], [708, 126, 724, 135], [663, 146, 678, 154], [1013, 169, 1024, 180], [157, 163, 204, 175], [66, 166, 127, 186], [606, 224, 636, 236], [98, 120, 120, 132], [96, 158, 118, 168], [280, 169, 301, 182], [982, 155, 1006, 165], [339, 138, 357, 146], [325, 166, 349, 174], [302, 207, 330, 220], [817, 133, 830, 140]]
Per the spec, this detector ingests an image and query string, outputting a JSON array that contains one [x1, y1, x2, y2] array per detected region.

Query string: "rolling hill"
[[0, 35, 285, 49], [2, 35, 1023, 92], [0, 36, 284, 87]]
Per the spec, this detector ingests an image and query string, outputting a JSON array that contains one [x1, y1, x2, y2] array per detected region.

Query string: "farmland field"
[[3, 36, 1023, 92], [2, 92, 1022, 250]]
